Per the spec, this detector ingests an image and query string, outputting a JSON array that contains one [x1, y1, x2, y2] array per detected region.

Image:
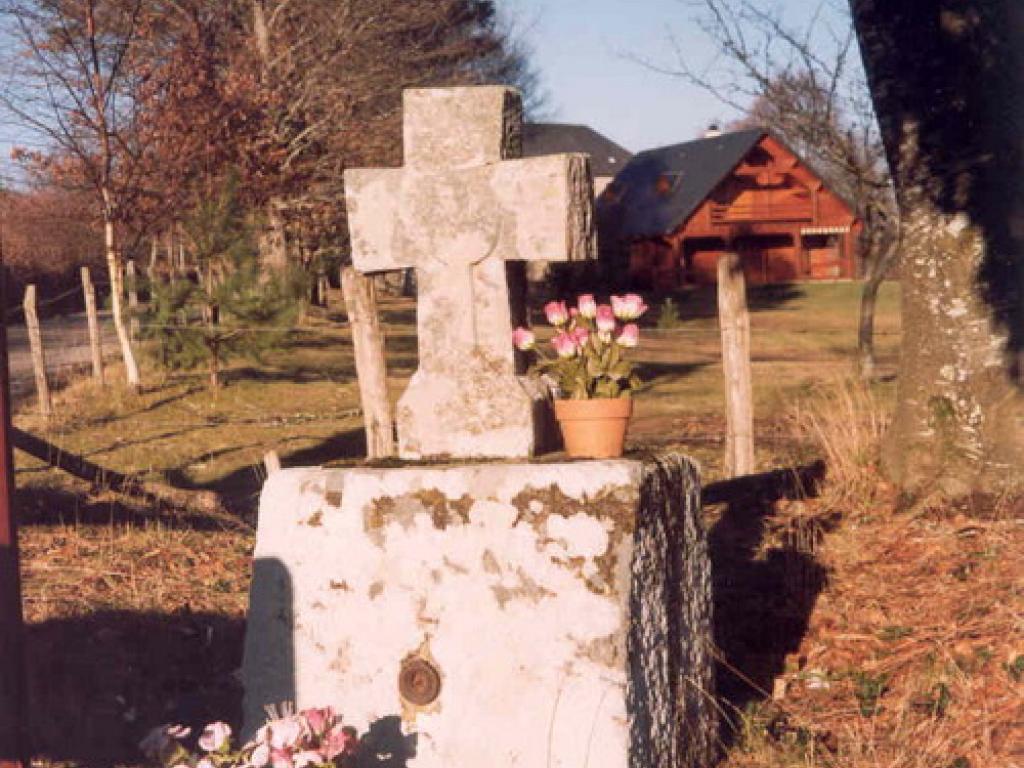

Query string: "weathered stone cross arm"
[[345, 153, 594, 275]]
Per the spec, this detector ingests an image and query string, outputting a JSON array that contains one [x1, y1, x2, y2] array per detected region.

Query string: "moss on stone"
[[510, 482, 639, 595]]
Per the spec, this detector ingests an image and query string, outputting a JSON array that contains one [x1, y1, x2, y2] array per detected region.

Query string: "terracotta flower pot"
[[553, 397, 633, 459]]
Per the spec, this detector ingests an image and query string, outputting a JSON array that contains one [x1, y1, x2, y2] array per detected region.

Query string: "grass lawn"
[[14, 280, 902, 514]]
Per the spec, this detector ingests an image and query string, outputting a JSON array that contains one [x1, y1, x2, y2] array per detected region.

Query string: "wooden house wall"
[[627, 135, 862, 289]]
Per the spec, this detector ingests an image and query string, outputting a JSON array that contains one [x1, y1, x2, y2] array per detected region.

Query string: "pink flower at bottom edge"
[[271, 747, 295, 768], [250, 743, 272, 768], [198, 721, 232, 752]]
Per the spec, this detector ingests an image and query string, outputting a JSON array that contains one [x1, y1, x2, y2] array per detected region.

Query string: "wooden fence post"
[[718, 253, 754, 477], [263, 450, 281, 476], [0, 265, 29, 768], [22, 285, 51, 418], [340, 266, 395, 459], [126, 259, 140, 341], [81, 267, 104, 383]]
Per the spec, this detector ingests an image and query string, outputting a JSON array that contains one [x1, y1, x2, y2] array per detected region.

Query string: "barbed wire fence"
[[5, 275, 900, 513]]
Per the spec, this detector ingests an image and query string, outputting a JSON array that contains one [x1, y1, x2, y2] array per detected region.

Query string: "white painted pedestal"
[[242, 456, 715, 768]]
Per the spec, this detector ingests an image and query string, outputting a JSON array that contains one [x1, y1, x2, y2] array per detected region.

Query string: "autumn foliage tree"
[[0, 0, 543, 385], [0, 0, 150, 389], [244, 0, 544, 278], [0, 186, 102, 286]]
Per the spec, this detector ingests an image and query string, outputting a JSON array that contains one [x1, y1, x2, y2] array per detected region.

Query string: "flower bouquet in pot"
[[513, 293, 648, 458]]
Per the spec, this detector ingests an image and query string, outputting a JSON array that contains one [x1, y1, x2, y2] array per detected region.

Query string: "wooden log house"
[[597, 129, 862, 289]]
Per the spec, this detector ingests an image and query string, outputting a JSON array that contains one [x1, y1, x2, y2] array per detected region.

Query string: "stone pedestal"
[[242, 455, 716, 768]]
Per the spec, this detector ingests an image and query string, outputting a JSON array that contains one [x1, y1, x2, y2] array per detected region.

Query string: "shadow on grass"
[[164, 428, 368, 516], [26, 609, 245, 767], [222, 365, 359, 385], [634, 360, 711, 382], [701, 462, 830, 745], [14, 484, 243, 532], [655, 284, 806, 323]]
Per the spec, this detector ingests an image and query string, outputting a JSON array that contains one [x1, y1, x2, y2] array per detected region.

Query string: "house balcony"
[[709, 202, 814, 224]]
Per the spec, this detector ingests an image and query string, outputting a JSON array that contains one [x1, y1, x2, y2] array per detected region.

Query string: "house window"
[[655, 172, 682, 196]]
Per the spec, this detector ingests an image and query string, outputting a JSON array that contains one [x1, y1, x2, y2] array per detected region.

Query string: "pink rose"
[[552, 332, 577, 358], [323, 725, 358, 760], [544, 300, 569, 326], [301, 707, 334, 736], [270, 748, 294, 768], [595, 305, 616, 333], [617, 323, 640, 348], [577, 294, 597, 318], [167, 725, 192, 740], [250, 743, 272, 768], [292, 751, 322, 768], [197, 759, 216, 768], [511, 327, 535, 351], [611, 293, 648, 321], [198, 721, 232, 752], [571, 327, 590, 349], [267, 716, 305, 750]]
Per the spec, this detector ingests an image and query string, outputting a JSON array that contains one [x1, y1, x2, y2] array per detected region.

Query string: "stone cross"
[[345, 86, 595, 459]]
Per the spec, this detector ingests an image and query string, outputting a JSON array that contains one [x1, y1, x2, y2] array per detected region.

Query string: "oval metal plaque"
[[398, 657, 442, 706]]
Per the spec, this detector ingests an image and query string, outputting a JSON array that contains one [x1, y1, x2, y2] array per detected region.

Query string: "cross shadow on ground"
[[701, 462, 830, 745], [163, 427, 369, 517]]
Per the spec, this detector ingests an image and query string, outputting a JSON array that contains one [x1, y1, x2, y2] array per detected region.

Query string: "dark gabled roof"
[[599, 128, 765, 239], [522, 123, 633, 177]]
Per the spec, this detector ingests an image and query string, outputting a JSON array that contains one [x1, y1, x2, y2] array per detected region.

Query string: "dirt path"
[[5, 312, 118, 399]]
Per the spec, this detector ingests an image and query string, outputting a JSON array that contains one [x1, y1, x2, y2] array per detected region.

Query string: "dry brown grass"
[[785, 377, 891, 510], [715, 380, 1024, 768]]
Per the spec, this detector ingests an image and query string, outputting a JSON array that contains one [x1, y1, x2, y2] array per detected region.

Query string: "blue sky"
[[503, 0, 859, 152], [0, 1, 859, 183]]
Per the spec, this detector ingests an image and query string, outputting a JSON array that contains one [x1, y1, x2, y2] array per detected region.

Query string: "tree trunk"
[[101, 196, 141, 391], [126, 259, 140, 342], [252, 0, 270, 66], [260, 199, 289, 277], [10, 426, 222, 516], [851, 0, 1024, 494], [340, 266, 395, 459], [857, 235, 899, 381], [166, 228, 177, 285], [251, 0, 290, 280], [147, 239, 158, 283]]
